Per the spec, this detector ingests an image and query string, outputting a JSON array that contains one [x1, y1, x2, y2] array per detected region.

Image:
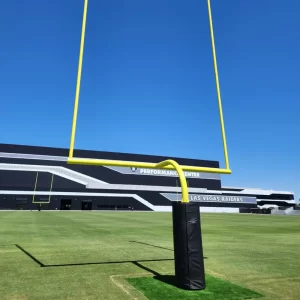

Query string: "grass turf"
[[127, 274, 263, 300], [0, 212, 300, 299]]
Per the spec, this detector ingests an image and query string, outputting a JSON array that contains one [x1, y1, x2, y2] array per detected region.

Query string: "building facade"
[[0, 144, 295, 212]]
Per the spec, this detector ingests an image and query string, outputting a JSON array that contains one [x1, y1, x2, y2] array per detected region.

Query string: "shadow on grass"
[[154, 275, 177, 287], [129, 241, 208, 259], [15, 244, 173, 268], [15, 244, 45, 267], [129, 241, 174, 252], [44, 258, 174, 268], [15, 242, 207, 273], [132, 261, 178, 288]]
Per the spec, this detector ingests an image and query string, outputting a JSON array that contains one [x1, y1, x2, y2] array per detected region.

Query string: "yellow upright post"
[[69, 0, 89, 158], [207, 0, 230, 170]]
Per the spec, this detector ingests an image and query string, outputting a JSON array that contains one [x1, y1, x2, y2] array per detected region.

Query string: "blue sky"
[[0, 0, 299, 200]]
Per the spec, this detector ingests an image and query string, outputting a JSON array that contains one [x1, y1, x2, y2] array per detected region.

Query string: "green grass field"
[[0, 212, 300, 300]]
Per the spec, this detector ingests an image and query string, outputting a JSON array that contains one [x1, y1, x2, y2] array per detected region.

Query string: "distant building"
[[0, 144, 296, 212], [221, 186, 295, 209]]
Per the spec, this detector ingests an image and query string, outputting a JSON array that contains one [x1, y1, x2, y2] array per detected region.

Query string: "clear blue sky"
[[1, 0, 299, 200]]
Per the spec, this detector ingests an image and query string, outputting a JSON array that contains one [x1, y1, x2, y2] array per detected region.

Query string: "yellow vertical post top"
[[207, 0, 230, 170], [69, 0, 89, 158]]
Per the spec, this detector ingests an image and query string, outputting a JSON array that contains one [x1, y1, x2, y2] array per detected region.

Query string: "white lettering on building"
[[138, 168, 200, 178]]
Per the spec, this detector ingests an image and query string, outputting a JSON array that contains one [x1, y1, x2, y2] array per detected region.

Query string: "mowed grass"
[[0, 212, 299, 300]]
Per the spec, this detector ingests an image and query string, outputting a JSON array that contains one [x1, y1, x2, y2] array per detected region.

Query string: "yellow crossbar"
[[67, 157, 231, 175]]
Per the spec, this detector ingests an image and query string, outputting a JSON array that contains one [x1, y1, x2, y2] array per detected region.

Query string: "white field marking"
[[110, 273, 171, 300], [110, 275, 133, 298], [206, 269, 226, 278], [110, 274, 149, 300]]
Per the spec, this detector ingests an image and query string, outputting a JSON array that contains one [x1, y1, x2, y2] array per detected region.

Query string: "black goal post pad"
[[172, 202, 206, 290]]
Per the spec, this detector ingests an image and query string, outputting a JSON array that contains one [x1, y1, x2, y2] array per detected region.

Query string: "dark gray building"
[[0, 144, 295, 212]]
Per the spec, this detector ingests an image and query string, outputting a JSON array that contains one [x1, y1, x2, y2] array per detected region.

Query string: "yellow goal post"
[[32, 173, 54, 204], [67, 0, 232, 203]]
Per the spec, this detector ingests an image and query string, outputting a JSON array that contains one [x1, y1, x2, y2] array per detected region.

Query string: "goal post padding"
[[172, 202, 205, 290]]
